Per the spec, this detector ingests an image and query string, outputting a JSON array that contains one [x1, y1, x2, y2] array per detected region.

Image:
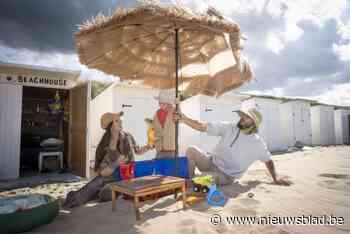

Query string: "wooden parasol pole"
[[175, 28, 179, 177]]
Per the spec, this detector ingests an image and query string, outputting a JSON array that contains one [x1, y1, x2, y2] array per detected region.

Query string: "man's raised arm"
[[173, 111, 207, 132]]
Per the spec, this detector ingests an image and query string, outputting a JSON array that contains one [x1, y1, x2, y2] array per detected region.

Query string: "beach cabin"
[[311, 104, 335, 146], [334, 108, 350, 145], [180, 93, 248, 154], [90, 82, 160, 167], [280, 100, 313, 147], [90, 84, 248, 165], [241, 95, 287, 152], [0, 62, 90, 179]]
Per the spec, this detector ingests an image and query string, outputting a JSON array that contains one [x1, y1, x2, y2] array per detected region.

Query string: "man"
[[153, 89, 176, 158], [174, 108, 291, 186]]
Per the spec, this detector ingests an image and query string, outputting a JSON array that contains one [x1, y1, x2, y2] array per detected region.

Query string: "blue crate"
[[113, 167, 121, 181], [154, 157, 189, 178], [134, 160, 155, 177], [113, 157, 189, 180]]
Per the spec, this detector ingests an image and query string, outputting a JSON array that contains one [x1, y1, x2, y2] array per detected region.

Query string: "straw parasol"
[[75, 1, 253, 175], [76, 2, 253, 96]]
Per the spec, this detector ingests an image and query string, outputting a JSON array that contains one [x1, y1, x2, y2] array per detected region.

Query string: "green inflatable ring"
[[0, 194, 59, 234]]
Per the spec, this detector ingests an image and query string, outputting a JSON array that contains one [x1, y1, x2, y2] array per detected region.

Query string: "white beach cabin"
[[0, 62, 90, 179], [89, 82, 159, 167], [241, 95, 287, 152], [280, 100, 313, 147], [311, 104, 335, 146], [180, 93, 248, 154], [90, 84, 248, 166], [334, 108, 350, 145]]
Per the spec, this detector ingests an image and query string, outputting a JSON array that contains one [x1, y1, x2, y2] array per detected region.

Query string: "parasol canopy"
[[75, 2, 253, 98]]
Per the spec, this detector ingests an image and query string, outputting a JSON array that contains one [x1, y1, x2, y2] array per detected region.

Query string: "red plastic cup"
[[119, 162, 135, 180]]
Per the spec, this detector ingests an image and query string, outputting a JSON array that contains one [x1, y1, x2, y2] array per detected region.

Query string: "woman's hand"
[[135, 145, 153, 155]]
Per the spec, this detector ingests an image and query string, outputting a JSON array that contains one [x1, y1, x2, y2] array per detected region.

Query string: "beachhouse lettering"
[[17, 75, 67, 87], [0, 73, 74, 89]]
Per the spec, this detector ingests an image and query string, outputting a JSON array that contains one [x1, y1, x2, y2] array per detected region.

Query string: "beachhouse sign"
[[0, 73, 75, 89]]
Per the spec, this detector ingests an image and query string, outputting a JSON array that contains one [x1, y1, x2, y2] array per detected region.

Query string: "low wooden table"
[[111, 175, 186, 220]]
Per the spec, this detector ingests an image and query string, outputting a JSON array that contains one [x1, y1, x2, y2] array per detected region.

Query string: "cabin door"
[[69, 82, 90, 177]]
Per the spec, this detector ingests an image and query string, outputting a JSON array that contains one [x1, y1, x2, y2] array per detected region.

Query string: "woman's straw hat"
[[100, 112, 123, 129]]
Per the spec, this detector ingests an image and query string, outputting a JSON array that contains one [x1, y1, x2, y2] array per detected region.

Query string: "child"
[[153, 89, 176, 158]]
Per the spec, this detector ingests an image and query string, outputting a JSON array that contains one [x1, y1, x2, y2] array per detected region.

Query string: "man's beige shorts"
[[187, 145, 234, 186]]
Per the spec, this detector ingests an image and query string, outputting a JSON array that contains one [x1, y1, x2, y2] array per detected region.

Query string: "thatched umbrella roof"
[[75, 3, 253, 97]]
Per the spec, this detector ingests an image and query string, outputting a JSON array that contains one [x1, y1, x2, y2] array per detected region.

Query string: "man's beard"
[[237, 122, 257, 135], [237, 122, 244, 129], [237, 122, 251, 130]]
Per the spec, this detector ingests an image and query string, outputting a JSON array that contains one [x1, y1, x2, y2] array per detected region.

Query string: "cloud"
[[227, 3, 350, 105], [0, 0, 119, 53], [201, 0, 350, 106], [314, 83, 350, 106], [333, 43, 350, 61], [0, 43, 116, 82], [0, 0, 349, 105], [266, 32, 285, 54]]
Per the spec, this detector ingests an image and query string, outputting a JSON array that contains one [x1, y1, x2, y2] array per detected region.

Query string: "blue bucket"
[[206, 185, 227, 207]]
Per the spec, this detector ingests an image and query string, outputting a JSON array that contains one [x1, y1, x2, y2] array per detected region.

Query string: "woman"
[[63, 112, 150, 208], [95, 112, 150, 177]]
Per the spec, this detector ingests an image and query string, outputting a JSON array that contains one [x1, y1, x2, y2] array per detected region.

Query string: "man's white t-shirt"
[[207, 120, 271, 179]]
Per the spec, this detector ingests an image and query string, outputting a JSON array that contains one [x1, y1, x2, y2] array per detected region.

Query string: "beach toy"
[[119, 162, 135, 180], [147, 126, 155, 147], [114, 162, 135, 181], [145, 118, 156, 147], [176, 194, 206, 205], [206, 184, 227, 207], [192, 175, 213, 193]]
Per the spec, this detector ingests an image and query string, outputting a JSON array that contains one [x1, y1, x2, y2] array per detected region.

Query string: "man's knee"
[[186, 146, 200, 159]]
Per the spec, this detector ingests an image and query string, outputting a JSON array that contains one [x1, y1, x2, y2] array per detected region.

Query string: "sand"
[[1, 145, 350, 234]]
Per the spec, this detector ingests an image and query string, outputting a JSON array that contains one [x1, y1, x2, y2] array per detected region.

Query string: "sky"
[[0, 0, 349, 105]]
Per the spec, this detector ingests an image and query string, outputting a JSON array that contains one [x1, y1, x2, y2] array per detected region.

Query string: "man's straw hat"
[[100, 112, 123, 129], [238, 108, 262, 128]]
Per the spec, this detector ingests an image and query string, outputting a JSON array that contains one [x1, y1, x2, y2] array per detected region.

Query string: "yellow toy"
[[145, 118, 155, 148], [192, 175, 214, 193]]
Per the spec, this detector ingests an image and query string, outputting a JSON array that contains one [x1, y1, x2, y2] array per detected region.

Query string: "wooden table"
[[111, 175, 186, 220]]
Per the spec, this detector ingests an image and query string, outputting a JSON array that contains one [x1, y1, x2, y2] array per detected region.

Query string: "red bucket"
[[119, 162, 135, 180]]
